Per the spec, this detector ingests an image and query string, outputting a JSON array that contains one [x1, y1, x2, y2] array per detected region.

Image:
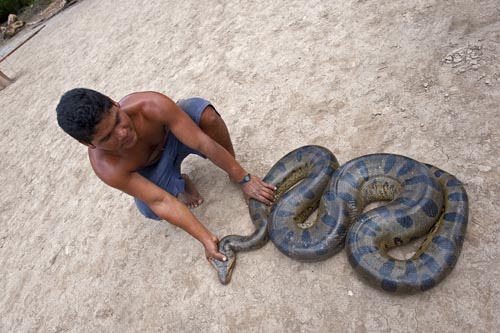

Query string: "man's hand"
[[241, 175, 276, 206], [203, 234, 227, 263]]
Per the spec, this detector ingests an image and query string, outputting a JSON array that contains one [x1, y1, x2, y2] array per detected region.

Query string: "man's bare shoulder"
[[119, 91, 176, 120], [118, 91, 175, 114], [88, 148, 130, 189]]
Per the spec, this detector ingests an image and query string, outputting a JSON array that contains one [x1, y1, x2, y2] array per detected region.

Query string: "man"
[[56, 88, 276, 263]]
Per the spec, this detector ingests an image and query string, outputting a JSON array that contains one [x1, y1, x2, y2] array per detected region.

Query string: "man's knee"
[[199, 105, 235, 156], [200, 106, 223, 129]]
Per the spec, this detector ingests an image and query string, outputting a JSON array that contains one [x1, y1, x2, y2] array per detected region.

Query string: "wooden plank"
[[0, 69, 12, 89], [0, 25, 45, 63]]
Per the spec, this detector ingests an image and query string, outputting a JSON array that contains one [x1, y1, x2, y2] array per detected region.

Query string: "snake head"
[[210, 248, 236, 285]]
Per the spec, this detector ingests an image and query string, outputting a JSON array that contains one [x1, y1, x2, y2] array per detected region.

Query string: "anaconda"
[[212, 145, 468, 293]]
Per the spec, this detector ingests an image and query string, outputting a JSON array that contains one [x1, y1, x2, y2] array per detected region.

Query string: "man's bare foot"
[[177, 174, 204, 208]]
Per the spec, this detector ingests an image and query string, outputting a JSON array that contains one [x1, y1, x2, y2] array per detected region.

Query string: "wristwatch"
[[239, 173, 251, 185]]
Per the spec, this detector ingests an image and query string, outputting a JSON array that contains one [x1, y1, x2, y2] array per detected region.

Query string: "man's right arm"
[[93, 165, 227, 262]]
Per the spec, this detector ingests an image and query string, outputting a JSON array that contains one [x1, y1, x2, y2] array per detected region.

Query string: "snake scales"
[[212, 145, 468, 293]]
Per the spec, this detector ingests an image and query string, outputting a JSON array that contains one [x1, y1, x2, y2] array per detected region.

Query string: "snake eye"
[[394, 237, 403, 246]]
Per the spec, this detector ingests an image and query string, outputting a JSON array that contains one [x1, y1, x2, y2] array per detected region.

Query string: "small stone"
[[485, 80, 491, 85], [7, 14, 18, 25], [471, 64, 480, 71], [478, 165, 491, 172], [423, 82, 429, 88], [95, 308, 114, 319], [348, 290, 354, 296], [420, 123, 424, 127], [444, 93, 449, 97], [65, 245, 74, 255]]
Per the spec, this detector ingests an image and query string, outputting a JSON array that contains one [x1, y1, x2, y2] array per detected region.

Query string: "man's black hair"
[[56, 88, 113, 143]]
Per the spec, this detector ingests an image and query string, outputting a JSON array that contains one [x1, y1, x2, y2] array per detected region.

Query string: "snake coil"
[[212, 145, 468, 293]]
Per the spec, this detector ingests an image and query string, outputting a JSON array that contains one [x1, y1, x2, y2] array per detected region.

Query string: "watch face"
[[240, 174, 251, 184]]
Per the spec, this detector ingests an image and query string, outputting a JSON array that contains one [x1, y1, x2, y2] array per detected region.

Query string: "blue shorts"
[[134, 97, 214, 220]]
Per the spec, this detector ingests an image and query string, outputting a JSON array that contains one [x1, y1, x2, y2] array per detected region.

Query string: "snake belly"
[[211, 145, 339, 284]]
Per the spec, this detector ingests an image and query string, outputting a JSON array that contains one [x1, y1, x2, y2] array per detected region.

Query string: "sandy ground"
[[0, 0, 499, 331]]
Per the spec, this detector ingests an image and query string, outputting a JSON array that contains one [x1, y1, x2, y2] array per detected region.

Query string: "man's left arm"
[[149, 93, 276, 205]]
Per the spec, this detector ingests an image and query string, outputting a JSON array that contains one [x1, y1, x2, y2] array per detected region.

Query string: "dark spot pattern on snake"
[[343, 172, 360, 189], [420, 274, 436, 291], [384, 155, 396, 174], [422, 198, 439, 217], [301, 230, 312, 247], [396, 159, 415, 177], [379, 260, 395, 277], [420, 253, 441, 274], [360, 227, 377, 237], [338, 192, 356, 205], [447, 178, 462, 187], [323, 191, 336, 201], [376, 206, 391, 218], [355, 160, 369, 181], [405, 262, 418, 283], [395, 209, 414, 228], [381, 279, 398, 292], [432, 236, 456, 251], [444, 254, 457, 267], [444, 213, 466, 224], [448, 192, 466, 201], [360, 216, 382, 231], [403, 175, 430, 186], [321, 215, 337, 228]]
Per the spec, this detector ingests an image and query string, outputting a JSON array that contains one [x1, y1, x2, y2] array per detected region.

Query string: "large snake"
[[211, 145, 468, 293]]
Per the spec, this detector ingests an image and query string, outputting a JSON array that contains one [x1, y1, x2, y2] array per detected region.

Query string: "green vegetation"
[[0, 0, 36, 23]]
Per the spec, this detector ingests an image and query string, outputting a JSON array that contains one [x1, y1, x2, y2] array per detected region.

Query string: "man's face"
[[88, 104, 137, 151]]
